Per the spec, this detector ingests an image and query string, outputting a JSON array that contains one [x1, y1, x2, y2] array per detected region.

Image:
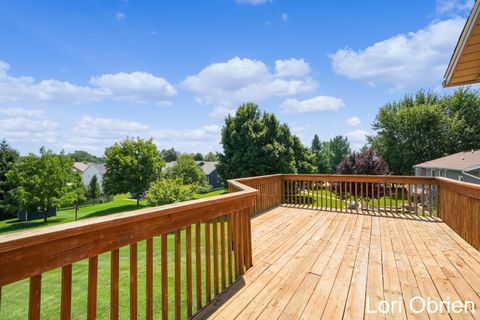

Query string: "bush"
[[145, 178, 195, 206]]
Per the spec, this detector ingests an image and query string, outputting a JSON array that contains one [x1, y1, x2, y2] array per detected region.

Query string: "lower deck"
[[198, 206, 480, 319]]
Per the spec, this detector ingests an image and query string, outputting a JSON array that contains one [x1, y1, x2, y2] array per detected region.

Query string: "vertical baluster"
[[233, 212, 239, 279], [205, 219, 211, 302], [146, 239, 153, 320], [371, 183, 375, 214], [161, 234, 168, 320], [389, 183, 393, 214], [421, 184, 425, 216], [87, 257, 98, 320], [365, 182, 369, 213], [383, 183, 387, 215], [185, 227, 192, 318], [349, 182, 353, 212], [408, 184, 412, 214], [238, 210, 245, 276], [414, 184, 418, 216], [175, 230, 181, 320], [220, 216, 226, 290], [213, 217, 219, 296], [429, 184, 433, 217], [227, 213, 233, 285], [111, 249, 119, 320], [247, 208, 253, 268], [61, 265, 72, 320], [353, 181, 358, 213], [401, 184, 405, 213], [29, 275, 42, 320], [195, 223, 202, 310], [395, 184, 398, 215], [377, 183, 381, 215], [360, 182, 364, 212], [339, 181, 344, 212], [130, 244, 138, 320], [329, 180, 333, 211], [315, 179, 319, 209]]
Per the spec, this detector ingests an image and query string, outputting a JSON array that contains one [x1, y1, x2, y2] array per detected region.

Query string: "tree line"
[[1, 87, 479, 222]]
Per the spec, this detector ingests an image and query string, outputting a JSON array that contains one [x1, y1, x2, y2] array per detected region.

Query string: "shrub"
[[145, 178, 195, 206]]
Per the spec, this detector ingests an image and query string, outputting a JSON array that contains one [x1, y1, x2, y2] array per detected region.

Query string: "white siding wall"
[[81, 166, 104, 192]]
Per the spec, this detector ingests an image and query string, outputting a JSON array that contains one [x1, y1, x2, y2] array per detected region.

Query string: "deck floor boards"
[[197, 206, 480, 320]]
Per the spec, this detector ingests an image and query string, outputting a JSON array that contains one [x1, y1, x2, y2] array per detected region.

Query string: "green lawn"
[[0, 189, 230, 319], [0, 189, 228, 235]]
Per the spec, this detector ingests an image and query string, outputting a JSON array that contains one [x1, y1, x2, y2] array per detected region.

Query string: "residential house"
[[164, 161, 223, 189], [73, 162, 107, 192], [414, 150, 480, 184]]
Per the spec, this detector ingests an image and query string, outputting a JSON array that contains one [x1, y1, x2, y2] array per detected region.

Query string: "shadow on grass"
[[79, 204, 148, 220], [0, 217, 66, 234]]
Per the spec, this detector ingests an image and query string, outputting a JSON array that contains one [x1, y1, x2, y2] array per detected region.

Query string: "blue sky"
[[0, 0, 473, 155]]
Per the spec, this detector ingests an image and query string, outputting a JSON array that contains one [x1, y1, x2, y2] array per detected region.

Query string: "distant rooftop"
[[414, 150, 480, 170], [164, 161, 218, 175]]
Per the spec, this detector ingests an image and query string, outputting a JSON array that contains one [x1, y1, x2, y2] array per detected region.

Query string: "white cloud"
[[209, 106, 236, 120], [345, 129, 369, 150], [236, 0, 271, 5], [0, 111, 59, 144], [151, 125, 221, 152], [274, 58, 310, 78], [115, 11, 126, 21], [329, 18, 465, 89], [90, 71, 176, 103], [0, 107, 45, 118], [346, 116, 361, 127], [280, 96, 344, 114], [281, 13, 288, 22], [183, 57, 317, 111], [436, 0, 473, 15], [0, 60, 176, 105]]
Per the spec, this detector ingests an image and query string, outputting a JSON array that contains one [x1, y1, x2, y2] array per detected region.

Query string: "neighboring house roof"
[[163, 161, 219, 175], [197, 161, 218, 175], [73, 162, 89, 172], [74, 162, 107, 175], [92, 163, 106, 175], [413, 150, 480, 171], [443, 0, 480, 87]]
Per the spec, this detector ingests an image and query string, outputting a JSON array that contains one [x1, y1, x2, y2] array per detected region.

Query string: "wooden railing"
[[229, 174, 283, 215], [1, 173, 479, 319], [283, 174, 439, 217], [437, 177, 480, 250], [0, 177, 259, 320]]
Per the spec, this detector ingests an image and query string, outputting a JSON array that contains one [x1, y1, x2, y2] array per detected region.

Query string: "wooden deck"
[[198, 206, 480, 320]]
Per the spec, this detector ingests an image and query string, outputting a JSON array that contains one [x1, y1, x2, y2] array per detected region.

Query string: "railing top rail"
[[283, 174, 437, 184], [0, 177, 261, 286], [436, 176, 480, 199]]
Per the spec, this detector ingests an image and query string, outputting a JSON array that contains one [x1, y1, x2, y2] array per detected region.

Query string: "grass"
[[0, 189, 228, 235]]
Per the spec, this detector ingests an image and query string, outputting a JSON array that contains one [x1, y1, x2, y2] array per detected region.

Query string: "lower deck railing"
[[0, 174, 479, 319]]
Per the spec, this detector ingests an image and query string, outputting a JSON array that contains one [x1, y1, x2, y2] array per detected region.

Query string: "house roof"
[[92, 163, 106, 175], [73, 162, 89, 172], [443, 0, 480, 87], [74, 162, 106, 174], [413, 150, 480, 170], [197, 161, 218, 175]]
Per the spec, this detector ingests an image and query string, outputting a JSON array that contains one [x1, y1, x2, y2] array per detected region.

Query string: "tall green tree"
[[218, 103, 313, 181], [6, 148, 80, 223], [193, 153, 204, 161], [310, 135, 331, 173], [68, 150, 104, 163], [204, 152, 219, 161], [0, 139, 19, 215], [160, 148, 179, 162], [87, 175, 101, 203], [369, 91, 452, 175], [103, 138, 164, 206], [72, 173, 87, 221], [329, 136, 351, 172]]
